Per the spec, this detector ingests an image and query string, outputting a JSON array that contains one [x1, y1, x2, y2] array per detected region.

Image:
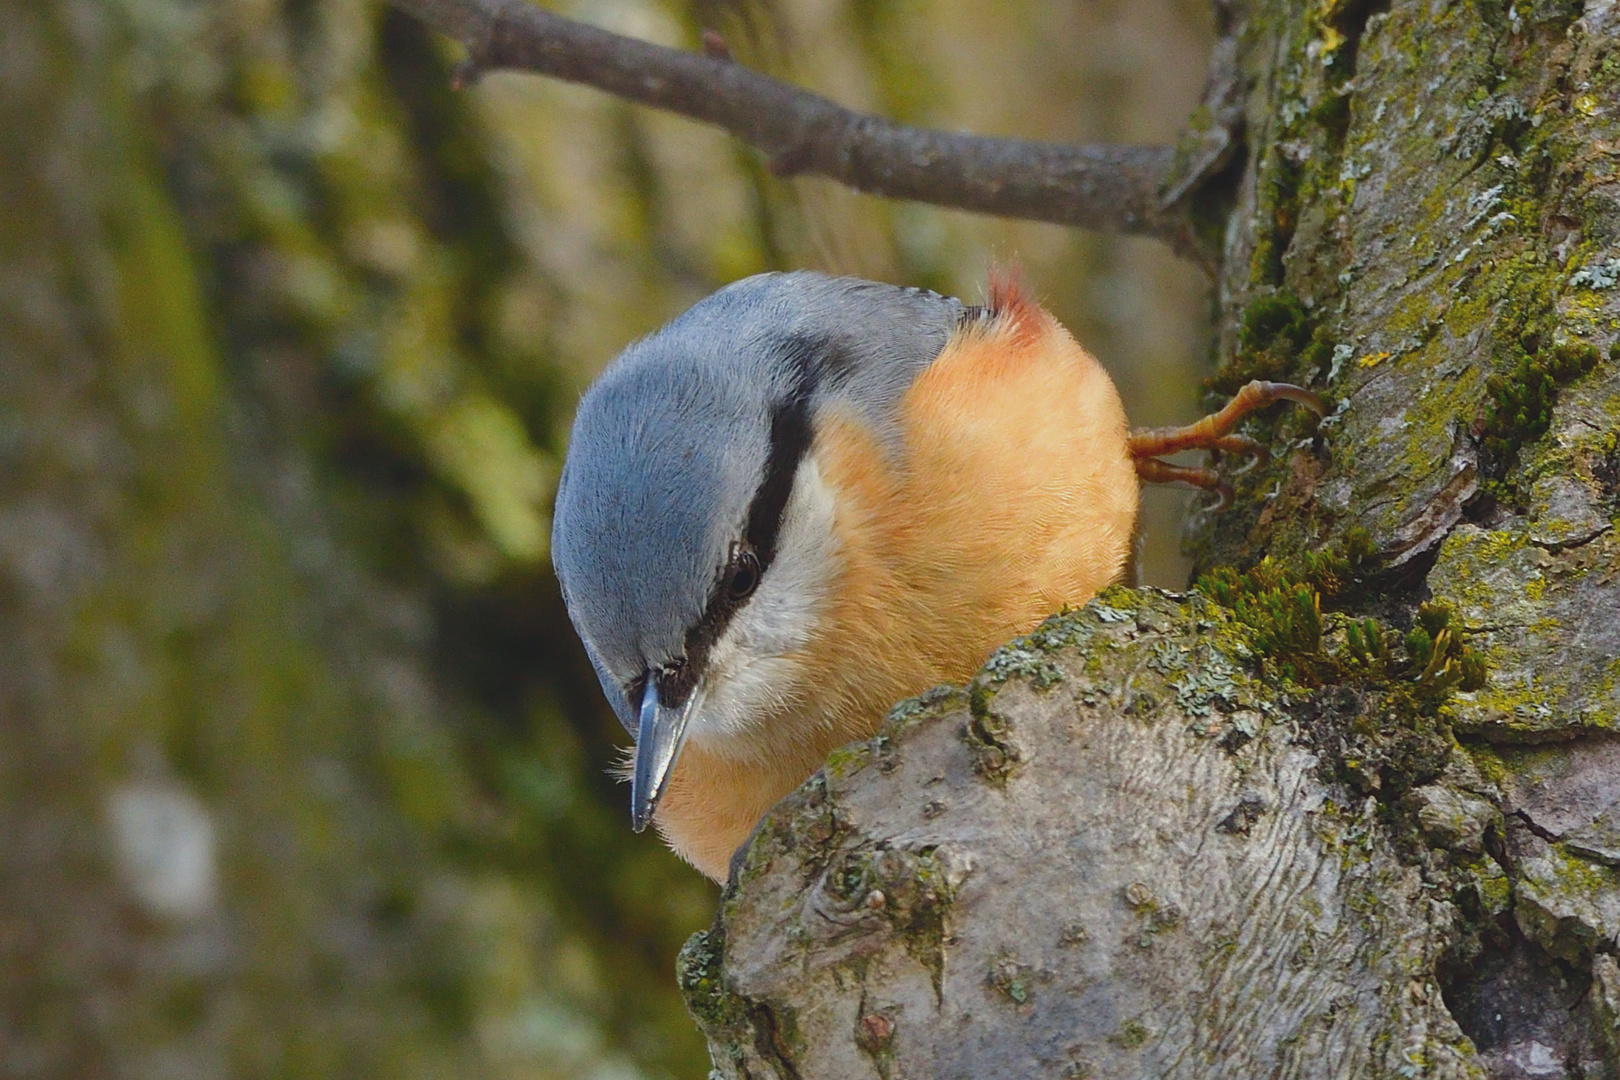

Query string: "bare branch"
[[385, 0, 1198, 250]]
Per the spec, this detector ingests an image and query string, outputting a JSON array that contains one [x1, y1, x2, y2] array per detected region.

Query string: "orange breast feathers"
[[802, 286, 1139, 733], [653, 289, 1139, 880]]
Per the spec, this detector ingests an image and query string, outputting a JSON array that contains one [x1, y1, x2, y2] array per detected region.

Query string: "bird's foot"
[[1128, 380, 1325, 509]]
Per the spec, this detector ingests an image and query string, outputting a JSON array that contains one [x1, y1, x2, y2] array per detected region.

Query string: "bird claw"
[[1214, 434, 1268, 472], [1127, 380, 1322, 506]]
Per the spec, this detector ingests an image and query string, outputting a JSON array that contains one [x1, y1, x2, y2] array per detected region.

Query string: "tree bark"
[[683, 1, 1620, 1076]]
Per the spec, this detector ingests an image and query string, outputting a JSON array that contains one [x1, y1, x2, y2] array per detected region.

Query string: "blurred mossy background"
[[0, 0, 1210, 1076]]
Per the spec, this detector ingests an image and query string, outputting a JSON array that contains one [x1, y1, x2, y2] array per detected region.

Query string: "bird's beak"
[[631, 675, 699, 833]]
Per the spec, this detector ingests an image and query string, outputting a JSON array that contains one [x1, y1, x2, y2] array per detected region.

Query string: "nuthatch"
[[552, 271, 1320, 881]]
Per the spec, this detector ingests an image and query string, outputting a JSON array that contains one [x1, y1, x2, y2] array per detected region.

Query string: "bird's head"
[[550, 272, 961, 831]]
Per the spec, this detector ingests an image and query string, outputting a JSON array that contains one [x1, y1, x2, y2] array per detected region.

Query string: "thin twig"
[[385, 0, 1197, 249]]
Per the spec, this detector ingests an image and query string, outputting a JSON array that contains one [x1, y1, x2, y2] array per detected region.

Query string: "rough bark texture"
[[685, 593, 1486, 1078], [683, 0, 1620, 1076]]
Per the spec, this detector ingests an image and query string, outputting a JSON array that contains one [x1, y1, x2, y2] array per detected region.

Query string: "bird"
[[550, 270, 1321, 881]]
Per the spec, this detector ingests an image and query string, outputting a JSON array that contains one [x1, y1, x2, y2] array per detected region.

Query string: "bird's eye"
[[726, 546, 761, 600]]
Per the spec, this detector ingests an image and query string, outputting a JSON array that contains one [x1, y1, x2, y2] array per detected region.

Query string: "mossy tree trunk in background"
[[687, 1, 1620, 1075], [0, 1, 713, 1076]]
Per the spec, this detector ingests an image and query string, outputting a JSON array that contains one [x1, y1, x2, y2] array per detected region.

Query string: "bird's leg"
[[1127, 380, 1323, 461], [1134, 457, 1234, 508], [1128, 380, 1324, 507]]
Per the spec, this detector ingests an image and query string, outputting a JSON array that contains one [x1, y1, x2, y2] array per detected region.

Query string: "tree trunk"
[[683, 1, 1620, 1076], [0, 1, 712, 1075]]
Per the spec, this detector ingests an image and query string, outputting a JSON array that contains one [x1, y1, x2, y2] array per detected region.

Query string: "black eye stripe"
[[654, 355, 820, 709], [742, 372, 815, 572]]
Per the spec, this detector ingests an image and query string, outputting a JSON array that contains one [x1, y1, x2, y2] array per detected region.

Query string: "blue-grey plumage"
[[552, 271, 967, 830]]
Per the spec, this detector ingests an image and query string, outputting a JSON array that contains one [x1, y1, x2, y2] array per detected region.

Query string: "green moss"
[[964, 686, 1020, 784], [1231, 291, 1310, 383], [1249, 153, 1306, 288], [1195, 529, 1372, 684], [1239, 292, 1313, 357], [1472, 860, 1514, 915], [1550, 844, 1615, 893], [1461, 743, 1509, 790], [1426, 517, 1613, 740], [1224, 579, 1324, 682], [1480, 338, 1600, 493], [1196, 532, 1486, 724], [1405, 604, 1490, 695], [1310, 87, 1354, 146], [1215, 291, 1338, 393], [1111, 1019, 1151, 1049], [823, 743, 873, 780], [676, 927, 738, 1033]]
